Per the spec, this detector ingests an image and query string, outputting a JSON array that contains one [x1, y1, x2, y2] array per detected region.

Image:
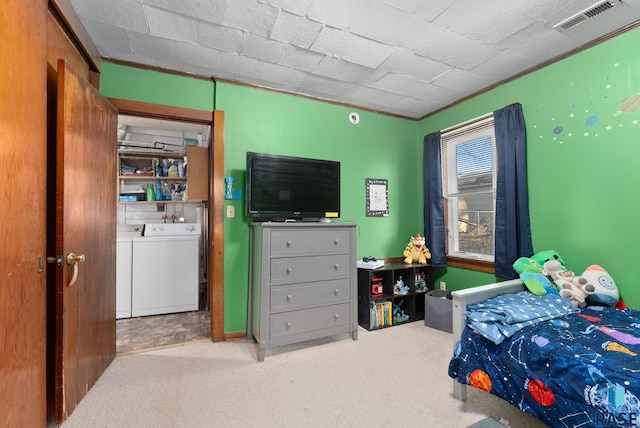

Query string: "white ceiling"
[[69, 0, 640, 119]]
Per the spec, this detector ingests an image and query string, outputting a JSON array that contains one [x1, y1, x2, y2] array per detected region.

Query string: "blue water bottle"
[[155, 179, 163, 201]]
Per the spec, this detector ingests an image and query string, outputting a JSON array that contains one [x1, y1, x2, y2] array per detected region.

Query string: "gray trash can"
[[424, 290, 453, 333]]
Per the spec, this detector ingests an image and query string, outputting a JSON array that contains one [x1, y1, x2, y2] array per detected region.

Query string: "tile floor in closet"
[[116, 310, 210, 354]]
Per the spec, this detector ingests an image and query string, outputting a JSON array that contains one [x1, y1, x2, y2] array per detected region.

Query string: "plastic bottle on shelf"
[[154, 158, 161, 176], [162, 181, 171, 200], [162, 159, 168, 177], [168, 160, 178, 177], [155, 179, 163, 201], [146, 184, 155, 202]]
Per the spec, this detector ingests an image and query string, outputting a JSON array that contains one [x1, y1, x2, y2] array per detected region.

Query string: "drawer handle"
[[334, 239, 339, 245], [286, 294, 292, 301], [286, 322, 291, 328], [286, 267, 292, 274], [286, 240, 292, 247], [334, 314, 339, 320], [334, 264, 339, 270], [334, 288, 339, 296]]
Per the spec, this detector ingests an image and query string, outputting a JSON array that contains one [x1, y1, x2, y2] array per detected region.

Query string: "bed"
[[449, 279, 640, 427]]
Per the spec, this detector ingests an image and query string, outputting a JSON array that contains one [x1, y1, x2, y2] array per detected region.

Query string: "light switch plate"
[[226, 205, 235, 218]]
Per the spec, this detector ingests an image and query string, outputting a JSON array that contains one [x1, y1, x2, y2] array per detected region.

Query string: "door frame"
[[109, 98, 224, 342]]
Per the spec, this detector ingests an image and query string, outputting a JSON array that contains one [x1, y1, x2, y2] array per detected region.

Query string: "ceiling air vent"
[[554, 1, 619, 30]]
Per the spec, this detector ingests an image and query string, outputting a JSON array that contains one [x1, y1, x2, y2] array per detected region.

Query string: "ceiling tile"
[[471, 50, 537, 80], [145, 5, 199, 43], [70, 0, 640, 118], [199, 21, 245, 53], [343, 85, 404, 106], [279, 46, 325, 72], [297, 74, 352, 97], [128, 31, 178, 57], [417, 30, 501, 71], [430, 68, 493, 92], [496, 22, 579, 63], [306, 0, 370, 28], [371, 73, 433, 98], [312, 57, 386, 85], [263, 0, 314, 16], [349, 0, 446, 51], [241, 33, 287, 63], [168, 0, 227, 25], [224, 0, 279, 37], [381, 0, 456, 21], [99, 45, 159, 67], [391, 96, 445, 114], [379, 49, 451, 81], [270, 11, 324, 49], [170, 41, 219, 69], [79, 18, 132, 53], [310, 27, 395, 68], [70, 0, 148, 33]]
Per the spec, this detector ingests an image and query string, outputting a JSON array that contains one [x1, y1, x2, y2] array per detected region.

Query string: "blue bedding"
[[449, 302, 640, 427], [464, 291, 578, 345]]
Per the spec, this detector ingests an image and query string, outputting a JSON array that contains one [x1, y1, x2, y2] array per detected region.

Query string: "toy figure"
[[403, 233, 431, 265]]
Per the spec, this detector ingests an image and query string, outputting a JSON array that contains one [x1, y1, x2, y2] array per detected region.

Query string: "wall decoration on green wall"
[[533, 61, 640, 144], [366, 178, 388, 217]]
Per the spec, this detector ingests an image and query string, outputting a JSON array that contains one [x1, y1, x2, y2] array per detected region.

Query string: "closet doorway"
[[110, 98, 225, 347]]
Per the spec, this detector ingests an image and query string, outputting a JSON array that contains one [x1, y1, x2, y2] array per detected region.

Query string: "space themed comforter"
[[449, 295, 640, 427]]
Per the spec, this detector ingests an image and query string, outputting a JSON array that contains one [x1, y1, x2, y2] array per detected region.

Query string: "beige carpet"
[[60, 322, 548, 428]]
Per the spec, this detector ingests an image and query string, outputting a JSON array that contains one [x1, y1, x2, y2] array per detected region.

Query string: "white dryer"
[[131, 223, 201, 317]]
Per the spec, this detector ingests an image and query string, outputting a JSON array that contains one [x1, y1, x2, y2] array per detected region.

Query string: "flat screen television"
[[246, 152, 340, 221]]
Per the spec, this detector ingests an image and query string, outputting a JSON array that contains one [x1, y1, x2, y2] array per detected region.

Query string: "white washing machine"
[[116, 224, 143, 319], [131, 223, 201, 317]]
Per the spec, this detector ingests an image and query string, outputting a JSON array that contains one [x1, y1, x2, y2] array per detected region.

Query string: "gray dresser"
[[248, 222, 358, 361]]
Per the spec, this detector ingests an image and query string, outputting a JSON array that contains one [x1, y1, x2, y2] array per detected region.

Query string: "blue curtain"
[[423, 132, 447, 268], [494, 103, 533, 279]]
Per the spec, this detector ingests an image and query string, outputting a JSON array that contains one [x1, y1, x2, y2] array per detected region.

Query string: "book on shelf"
[[370, 300, 393, 329]]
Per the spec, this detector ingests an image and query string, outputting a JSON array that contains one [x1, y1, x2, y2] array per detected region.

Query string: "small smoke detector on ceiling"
[[554, 1, 620, 30]]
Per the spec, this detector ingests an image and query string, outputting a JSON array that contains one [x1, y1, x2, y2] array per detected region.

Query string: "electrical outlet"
[[226, 205, 235, 218], [439, 281, 446, 290]]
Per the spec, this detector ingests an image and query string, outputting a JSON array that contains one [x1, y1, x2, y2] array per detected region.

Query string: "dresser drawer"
[[270, 254, 351, 285], [270, 229, 351, 257], [270, 303, 351, 338], [270, 279, 350, 312]]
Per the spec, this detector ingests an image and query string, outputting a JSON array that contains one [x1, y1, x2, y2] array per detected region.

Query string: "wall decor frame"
[[366, 178, 389, 217]]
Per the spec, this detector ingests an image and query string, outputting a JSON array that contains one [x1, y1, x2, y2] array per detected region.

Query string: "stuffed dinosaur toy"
[[403, 233, 431, 265], [513, 256, 557, 296]]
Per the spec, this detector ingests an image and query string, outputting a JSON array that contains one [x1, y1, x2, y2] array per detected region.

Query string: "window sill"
[[447, 256, 494, 273]]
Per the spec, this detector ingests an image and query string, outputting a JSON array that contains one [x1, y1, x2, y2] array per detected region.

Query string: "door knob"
[[66, 252, 86, 265]]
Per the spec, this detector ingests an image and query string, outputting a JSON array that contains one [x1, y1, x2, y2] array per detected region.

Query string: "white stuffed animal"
[[543, 260, 594, 308], [583, 265, 619, 307]]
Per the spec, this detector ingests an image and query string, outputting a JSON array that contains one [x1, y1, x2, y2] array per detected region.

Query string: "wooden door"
[[54, 59, 117, 424], [0, 0, 48, 426]]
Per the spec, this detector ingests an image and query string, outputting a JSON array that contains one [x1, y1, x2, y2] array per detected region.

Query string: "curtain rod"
[[441, 112, 493, 135]]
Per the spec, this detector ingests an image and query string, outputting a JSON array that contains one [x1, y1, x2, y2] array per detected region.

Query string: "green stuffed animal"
[[513, 253, 560, 296]]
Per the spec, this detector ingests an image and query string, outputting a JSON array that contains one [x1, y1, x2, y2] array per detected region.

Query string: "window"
[[441, 115, 496, 263]]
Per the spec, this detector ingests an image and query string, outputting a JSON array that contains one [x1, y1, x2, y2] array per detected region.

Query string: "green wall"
[[100, 62, 214, 111], [100, 26, 640, 333], [216, 83, 419, 333], [419, 27, 640, 308], [100, 65, 420, 334]]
